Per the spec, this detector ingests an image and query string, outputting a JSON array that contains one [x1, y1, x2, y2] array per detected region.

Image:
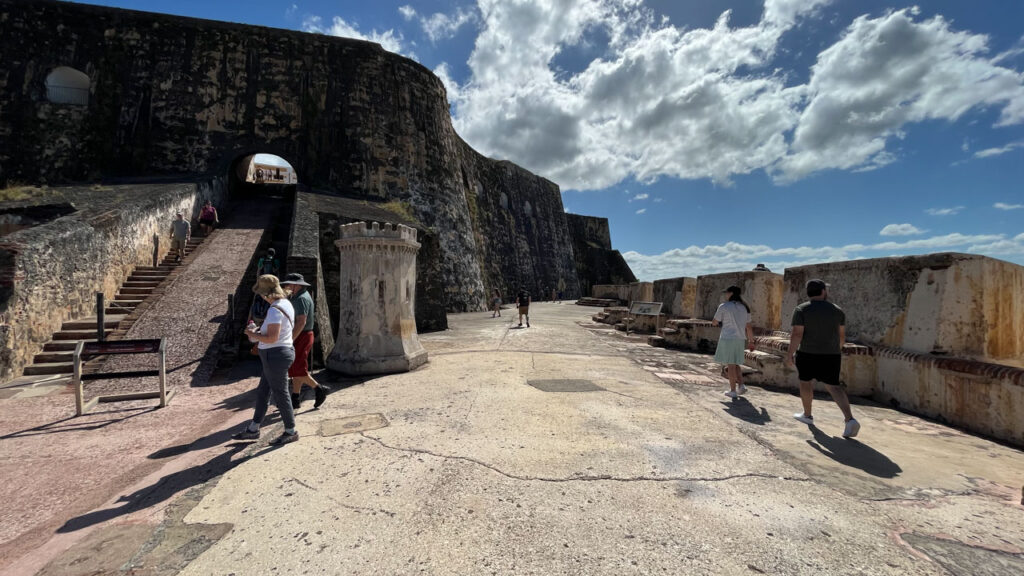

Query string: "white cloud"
[[635, 208, 646, 214], [622, 232, 1015, 280], [303, 15, 406, 55], [399, 5, 417, 21], [925, 206, 964, 216], [880, 223, 926, 236], [420, 7, 478, 43], [447, 1, 1024, 191], [994, 202, 1024, 210], [629, 193, 649, 202], [974, 141, 1024, 158], [285, 4, 298, 20], [653, 197, 663, 203]]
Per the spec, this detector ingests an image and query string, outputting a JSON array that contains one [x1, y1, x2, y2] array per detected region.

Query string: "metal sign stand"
[[72, 338, 171, 416]]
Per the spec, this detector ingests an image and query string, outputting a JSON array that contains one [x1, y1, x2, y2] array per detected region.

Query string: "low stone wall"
[[652, 277, 696, 317], [695, 271, 783, 329], [629, 281, 654, 303], [0, 178, 226, 381], [782, 253, 1024, 362], [592, 284, 630, 302]]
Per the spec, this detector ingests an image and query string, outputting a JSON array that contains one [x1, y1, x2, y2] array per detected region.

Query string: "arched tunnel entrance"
[[229, 153, 298, 200]]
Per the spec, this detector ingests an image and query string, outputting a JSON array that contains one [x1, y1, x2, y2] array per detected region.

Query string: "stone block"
[[629, 281, 654, 303], [652, 277, 696, 317], [592, 284, 630, 302], [695, 271, 784, 330]]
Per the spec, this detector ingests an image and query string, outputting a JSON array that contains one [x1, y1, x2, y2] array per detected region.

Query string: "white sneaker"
[[793, 412, 814, 424], [723, 390, 738, 398], [737, 384, 748, 395], [843, 418, 861, 438]]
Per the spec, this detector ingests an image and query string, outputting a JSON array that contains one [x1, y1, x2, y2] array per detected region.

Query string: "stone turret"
[[327, 222, 428, 375]]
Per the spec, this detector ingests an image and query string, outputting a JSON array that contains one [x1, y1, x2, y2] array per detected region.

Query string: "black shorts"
[[795, 352, 842, 386], [199, 218, 215, 226]]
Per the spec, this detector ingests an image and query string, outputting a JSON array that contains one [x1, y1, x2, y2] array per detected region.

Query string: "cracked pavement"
[[27, 303, 1024, 575]]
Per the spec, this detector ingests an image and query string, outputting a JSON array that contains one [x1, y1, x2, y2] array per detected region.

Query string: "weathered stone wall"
[[592, 284, 630, 302], [0, 178, 226, 381], [695, 271, 784, 330], [564, 213, 636, 297], [782, 253, 1024, 362], [0, 0, 618, 315], [652, 277, 696, 317], [629, 282, 654, 303]]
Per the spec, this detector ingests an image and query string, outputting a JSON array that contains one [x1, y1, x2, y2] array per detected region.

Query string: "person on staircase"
[[281, 273, 327, 410], [234, 275, 299, 445], [257, 247, 280, 276], [168, 212, 190, 263], [198, 200, 219, 236]]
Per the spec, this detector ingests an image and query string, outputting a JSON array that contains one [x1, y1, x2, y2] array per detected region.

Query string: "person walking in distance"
[[788, 279, 860, 438], [516, 288, 531, 327], [198, 200, 219, 236], [281, 273, 327, 410], [257, 247, 280, 276], [712, 285, 755, 398], [168, 212, 190, 262], [491, 288, 502, 318]]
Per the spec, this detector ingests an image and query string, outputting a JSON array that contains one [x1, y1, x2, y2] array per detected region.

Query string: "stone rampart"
[[695, 271, 783, 329], [0, 0, 633, 314], [782, 253, 1024, 362], [0, 178, 225, 381], [652, 277, 696, 318], [592, 284, 630, 303], [629, 282, 654, 303]]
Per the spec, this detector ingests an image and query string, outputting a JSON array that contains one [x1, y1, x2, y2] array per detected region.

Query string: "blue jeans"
[[251, 346, 296, 430]]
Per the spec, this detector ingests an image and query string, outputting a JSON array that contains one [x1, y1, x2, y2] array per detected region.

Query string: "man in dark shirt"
[[282, 273, 327, 410], [516, 289, 531, 328], [787, 279, 860, 438]]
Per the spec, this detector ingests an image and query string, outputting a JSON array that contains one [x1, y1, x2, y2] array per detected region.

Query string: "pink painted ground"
[[0, 210, 273, 571]]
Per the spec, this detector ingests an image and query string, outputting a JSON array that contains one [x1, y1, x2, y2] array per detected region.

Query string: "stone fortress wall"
[[608, 252, 1024, 445], [0, 0, 631, 317], [0, 178, 226, 382]]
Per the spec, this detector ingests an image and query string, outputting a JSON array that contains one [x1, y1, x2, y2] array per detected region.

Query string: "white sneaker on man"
[[843, 418, 861, 438], [793, 412, 814, 425], [723, 390, 738, 398]]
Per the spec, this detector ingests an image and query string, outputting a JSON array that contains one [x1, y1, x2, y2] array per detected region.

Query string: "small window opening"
[[46, 66, 90, 106]]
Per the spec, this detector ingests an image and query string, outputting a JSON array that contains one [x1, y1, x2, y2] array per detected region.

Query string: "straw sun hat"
[[253, 274, 288, 299]]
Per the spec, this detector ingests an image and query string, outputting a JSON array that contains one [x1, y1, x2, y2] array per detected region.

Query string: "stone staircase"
[[576, 297, 619, 307], [20, 236, 205, 379]]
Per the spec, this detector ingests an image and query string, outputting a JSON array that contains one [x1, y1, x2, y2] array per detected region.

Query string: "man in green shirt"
[[282, 273, 327, 410], [787, 279, 860, 438]]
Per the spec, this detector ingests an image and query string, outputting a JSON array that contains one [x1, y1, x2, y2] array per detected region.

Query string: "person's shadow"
[[57, 424, 284, 533], [807, 425, 902, 478], [720, 397, 771, 425]]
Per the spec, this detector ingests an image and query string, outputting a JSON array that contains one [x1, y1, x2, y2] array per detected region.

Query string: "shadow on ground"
[[720, 397, 771, 425], [806, 425, 903, 479]]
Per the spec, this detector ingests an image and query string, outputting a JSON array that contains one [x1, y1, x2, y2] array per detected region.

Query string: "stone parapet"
[[629, 282, 654, 303], [592, 284, 630, 303], [327, 221, 427, 375], [782, 253, 1024, 362], [695, 271, 784, 330], [652, 277, 696, 318]]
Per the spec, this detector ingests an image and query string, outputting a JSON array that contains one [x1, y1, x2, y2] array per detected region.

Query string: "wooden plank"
[[97, 391, 162, 403], [81, 369, 160, 381]]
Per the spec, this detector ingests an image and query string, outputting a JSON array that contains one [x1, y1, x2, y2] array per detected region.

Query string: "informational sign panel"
[[81, 339, 162, 356], [629, 301, 663, 316]]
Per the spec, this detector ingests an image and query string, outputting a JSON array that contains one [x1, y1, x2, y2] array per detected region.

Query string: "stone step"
[[134, 266, 175, 272], [61, 317, 124, 330], [23, 362, 75, 376], [118, 287, 154, 295], [33, 351, 74, 364], [648, 335, 667, 348], [123, 281, 161, 288], [660, 328, 679, 336], [53, 330, 111, 341]]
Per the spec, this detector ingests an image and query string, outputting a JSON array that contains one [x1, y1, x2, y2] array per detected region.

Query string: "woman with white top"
[[233, 275, 299, 444], [712, 285, 755, 399]]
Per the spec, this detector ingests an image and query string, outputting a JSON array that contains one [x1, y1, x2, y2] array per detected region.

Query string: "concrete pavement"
[[20, 303, 1024, 575]]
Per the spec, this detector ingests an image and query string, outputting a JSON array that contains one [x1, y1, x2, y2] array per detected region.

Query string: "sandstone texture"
[[696, 270, 784, 329]]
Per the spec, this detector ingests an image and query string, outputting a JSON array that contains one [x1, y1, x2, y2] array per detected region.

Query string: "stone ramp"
[[0, 206, 273, 571]]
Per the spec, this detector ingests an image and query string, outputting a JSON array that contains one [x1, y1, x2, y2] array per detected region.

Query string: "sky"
[[81, 0, 1024, 279]]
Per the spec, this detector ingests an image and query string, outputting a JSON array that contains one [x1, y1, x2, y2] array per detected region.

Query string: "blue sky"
[[82, 1, 1023, 279]]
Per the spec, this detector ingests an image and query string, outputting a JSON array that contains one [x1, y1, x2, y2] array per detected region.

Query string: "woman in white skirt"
[[712, 285, 755, 398]]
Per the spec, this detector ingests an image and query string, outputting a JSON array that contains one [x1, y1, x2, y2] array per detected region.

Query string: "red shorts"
[[288, 331, 314, 377]]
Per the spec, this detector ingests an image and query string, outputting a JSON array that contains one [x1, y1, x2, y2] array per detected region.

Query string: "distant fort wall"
[[0, 0, 624, 314]]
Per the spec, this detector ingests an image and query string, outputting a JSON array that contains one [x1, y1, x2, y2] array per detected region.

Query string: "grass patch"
[[380, 200, 420, 226]]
